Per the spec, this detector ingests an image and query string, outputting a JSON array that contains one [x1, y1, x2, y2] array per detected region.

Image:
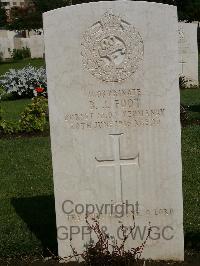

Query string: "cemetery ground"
[[0, 62, 199, 265], [0, 89, 199, 265], [0, 58, 45, 77]]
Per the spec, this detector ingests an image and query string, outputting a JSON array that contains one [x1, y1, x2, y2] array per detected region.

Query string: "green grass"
[[181, 88, 200, 121], [0, 137, 55, 256], [1, 98, 31, 121], [0, 89, 199, 257], [181, 88, 200, 106], [0, 58, 45, 76], [182, 125, 200, 250]]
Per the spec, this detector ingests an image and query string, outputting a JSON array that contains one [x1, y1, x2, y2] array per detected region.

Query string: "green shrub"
[[0, 105, 3, 120], [0, 105, 19, 134], [179, 76, 199, 90], [19, 96, 48, 132], [11, 47, 31, 61], [0, 86, 5, 99], [0, 119, 19, 134], [179, 76, 188, 90], [0, 96, 48, 135]]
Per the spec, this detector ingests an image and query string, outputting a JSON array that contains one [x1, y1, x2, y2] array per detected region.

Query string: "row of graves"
[[0, 30, 44, 59]]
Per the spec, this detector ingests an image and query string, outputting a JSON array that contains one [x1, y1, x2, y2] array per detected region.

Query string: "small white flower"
[[0, 64, 47, 97]]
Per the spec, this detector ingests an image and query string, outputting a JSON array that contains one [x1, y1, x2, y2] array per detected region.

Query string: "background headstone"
[[29, 35, 45, 58], [0, 30, 45, 59], [14, 37, 30, 50], [178, 22, 199, 87], [0, 30, 16, 59], [44, 1, 184, 261]]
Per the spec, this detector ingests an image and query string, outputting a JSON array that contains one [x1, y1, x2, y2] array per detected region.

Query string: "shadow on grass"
[[185, 231, 200, 251], [11, 195, 58, 257], [187, 104, 200, 113]]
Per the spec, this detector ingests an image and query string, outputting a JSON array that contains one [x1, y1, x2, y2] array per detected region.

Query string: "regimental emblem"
[[81, 12, 144, 82]]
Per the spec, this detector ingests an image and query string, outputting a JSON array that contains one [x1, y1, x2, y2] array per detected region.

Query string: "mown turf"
[[182, 125, 200, 251], [181, 88, 200, 121], [0, 58, 45, 77], [1, 98, 31, 121], [0, 136, 55, 257]]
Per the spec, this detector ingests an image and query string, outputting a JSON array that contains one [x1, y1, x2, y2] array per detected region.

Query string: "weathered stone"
[[44, 1, 184, 261], [29, 35, 45, 58], [179, 22, 199, 87]]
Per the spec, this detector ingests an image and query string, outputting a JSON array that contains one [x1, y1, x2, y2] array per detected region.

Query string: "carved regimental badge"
[[81, 12, 144, 82]]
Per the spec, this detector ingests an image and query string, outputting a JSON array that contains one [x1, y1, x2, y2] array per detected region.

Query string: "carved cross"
[[180, 59, 187, 74], [95, 133, 139, 203]]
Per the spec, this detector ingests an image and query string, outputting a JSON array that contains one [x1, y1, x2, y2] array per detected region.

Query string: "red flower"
[[35, 87, 44, 93]]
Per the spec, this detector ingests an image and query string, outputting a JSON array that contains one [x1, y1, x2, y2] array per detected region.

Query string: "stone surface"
[[14, 37, 30, 50], [0, 30, 16, 59], [178, 22, 199, 86], [29, 35, 45, 58], [0, 30, 45, 59], [44, 1, 184, 261]]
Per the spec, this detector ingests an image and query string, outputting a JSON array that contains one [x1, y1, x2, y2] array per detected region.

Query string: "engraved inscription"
[[81, 11, 144, 82], [65, 108, 165, 130], [64, 87, 166, 130], [95, 133, 139, 203]]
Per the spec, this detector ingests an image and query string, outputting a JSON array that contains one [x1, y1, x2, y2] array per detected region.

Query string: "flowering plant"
[[35, 87, 44, 93], [0, 65, 47, 98]]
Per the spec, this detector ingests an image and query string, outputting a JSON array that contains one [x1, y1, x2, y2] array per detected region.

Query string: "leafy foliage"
[[19, 96, 48, 132], [8, 0, 70, 30], [68, 215, 151, 265], [179, 76, 189, 90], [11, 47, 31, 61], [8, 5, 42, 31], [0, 2, 7, 28], [178, 0, 200, 22], [0, 65, 47, 98], [32, 0, 69, 12], [0, 105, 19, 134], [0, 96, 48, 134]]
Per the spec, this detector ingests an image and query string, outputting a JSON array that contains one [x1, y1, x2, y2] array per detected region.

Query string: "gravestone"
[[29, 35, 45, 58], [178, 22, 199, 87], [0, 30, 16, 59], [0, 37, 12, 59], [44, 1, 184, 261], [14, 37, 30, 50]]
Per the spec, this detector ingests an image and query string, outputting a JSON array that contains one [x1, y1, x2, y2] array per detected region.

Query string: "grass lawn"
[[181, 88, 200, 122], [1, 98, 31, 121], [0, 137, 55, 257], [0, 89, 199, 258], [0, 58, 45, 77]]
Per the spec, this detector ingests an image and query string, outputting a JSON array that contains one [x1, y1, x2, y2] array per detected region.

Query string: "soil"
[[0, 252, 199, 266]]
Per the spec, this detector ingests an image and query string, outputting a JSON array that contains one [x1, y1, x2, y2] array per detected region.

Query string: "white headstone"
[[179, 22, 199, 87], [0, 37, 10, 59], [44, 1, 184, 261], [0, 30, 16, 59], [14, 37, 30, 50], [29, 35, 45, 58]]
